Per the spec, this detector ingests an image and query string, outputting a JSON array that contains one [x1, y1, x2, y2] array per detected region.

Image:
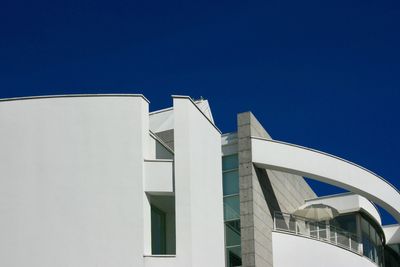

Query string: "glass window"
[[318, 223, 327, 240], [386, 244, 400, 267], [337, 230, 350, 248], [222, 154, 241, 267], [389, 244, 400, 255], [385, 245, 400, 267], [226, 246, 242, 267], [222, 154, 238, 171], [224, 195, 240, 221], [331, 214, 357, 235], [309, 222, 318, 238], [223, 170, 239, 196], [151, 205, 166, 255], [361, 215, 384, 265], [225, 220, 241, 247], [361, 217, 372, 259]]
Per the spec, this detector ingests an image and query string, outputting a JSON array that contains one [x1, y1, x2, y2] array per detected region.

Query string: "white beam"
[[251, 137, 400, 223]]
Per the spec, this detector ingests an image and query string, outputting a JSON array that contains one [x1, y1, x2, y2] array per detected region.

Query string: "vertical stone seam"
[[238, 113, 257, 267]]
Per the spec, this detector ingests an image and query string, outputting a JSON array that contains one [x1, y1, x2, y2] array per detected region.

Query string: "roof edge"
[[0, 94, 150, 104], [172, 95, 221, 134]]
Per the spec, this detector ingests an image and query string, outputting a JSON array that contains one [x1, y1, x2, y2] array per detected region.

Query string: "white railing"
[[273, 211, 361, 254]]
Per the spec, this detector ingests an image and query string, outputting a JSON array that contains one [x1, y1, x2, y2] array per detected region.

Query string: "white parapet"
[[272, 232, 377, 267]]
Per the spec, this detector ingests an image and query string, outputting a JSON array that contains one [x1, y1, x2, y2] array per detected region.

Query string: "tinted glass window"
[[222, 154, 238, 171], [151, 205, 166, 254], [223, 170, 239, 195], [224, 195, 240, 221]]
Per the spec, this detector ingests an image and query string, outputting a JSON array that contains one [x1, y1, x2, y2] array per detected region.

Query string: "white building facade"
[[0, 94, 399, 267]]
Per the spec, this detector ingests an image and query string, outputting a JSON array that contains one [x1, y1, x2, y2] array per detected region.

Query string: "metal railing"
[[273, 211, 361, 254]]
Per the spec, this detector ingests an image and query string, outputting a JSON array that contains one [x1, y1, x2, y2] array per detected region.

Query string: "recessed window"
[[151, 205, 166, 255], [222, 154, 241, 267], [150, 195, 176, 255]]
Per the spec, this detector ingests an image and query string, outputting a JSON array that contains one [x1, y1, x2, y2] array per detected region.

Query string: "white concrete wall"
[[0, 96, 149, 267], [173, 96, 225, 267], [144, 256, 178, 267], [272, 232, 376, 267]]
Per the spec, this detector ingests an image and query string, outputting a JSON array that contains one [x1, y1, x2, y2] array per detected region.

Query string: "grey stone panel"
[[238, 111, 316, 267]]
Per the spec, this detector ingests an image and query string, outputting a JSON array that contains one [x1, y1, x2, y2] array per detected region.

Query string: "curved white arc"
[[251, 137, 400, 223]]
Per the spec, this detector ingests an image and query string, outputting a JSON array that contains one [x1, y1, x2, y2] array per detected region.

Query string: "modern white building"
[[0, 94, 399, 267]]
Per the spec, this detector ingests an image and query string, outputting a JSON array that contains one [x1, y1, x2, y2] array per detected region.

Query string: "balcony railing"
[[273, 211, 361, 254]]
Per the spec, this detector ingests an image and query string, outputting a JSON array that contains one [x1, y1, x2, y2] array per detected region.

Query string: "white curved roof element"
[[302, 193, 382, 225], [251, 137, 400, 223]]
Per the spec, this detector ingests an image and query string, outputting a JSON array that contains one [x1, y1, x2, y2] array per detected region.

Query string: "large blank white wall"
[[0, 96, 149, 267], [173, 96, 225, 267], [272, 232, 376, 267]]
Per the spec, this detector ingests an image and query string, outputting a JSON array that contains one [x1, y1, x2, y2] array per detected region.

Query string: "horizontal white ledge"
[[144, 159, 174, 163], [251, 137, 400, 223], [144, 160, 174, 193], [143, 255, 176, 258]]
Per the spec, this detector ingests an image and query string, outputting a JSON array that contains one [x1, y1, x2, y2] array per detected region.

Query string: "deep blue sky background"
[[1, 0, 400, 224]]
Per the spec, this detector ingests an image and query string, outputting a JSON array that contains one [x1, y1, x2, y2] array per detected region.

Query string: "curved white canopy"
[[251, 137, 400, 223]]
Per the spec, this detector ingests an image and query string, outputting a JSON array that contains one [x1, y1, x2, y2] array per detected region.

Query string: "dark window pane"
[[225, 220, 241, 247], [331, 214, 357, 235], [151, 205, 166, 255], [227, 246, 242, 267]]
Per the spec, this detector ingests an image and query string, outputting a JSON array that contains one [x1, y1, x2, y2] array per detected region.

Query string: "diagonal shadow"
[[254, 165, 282, 216]]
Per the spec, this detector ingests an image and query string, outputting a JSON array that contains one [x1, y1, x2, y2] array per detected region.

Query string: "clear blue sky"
[[1, 0, 399, 224]]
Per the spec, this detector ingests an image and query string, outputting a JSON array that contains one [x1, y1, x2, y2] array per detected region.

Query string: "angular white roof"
[[149, 99, 214, 133]]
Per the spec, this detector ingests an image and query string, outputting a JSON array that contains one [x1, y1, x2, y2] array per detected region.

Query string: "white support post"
[[335, 230, 338, 245], [349, 234, 352, 250]]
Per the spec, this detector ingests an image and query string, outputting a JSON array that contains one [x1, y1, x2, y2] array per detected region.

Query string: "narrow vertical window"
[[222, 154, 242, 267], [151, 205, 166, 255]]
